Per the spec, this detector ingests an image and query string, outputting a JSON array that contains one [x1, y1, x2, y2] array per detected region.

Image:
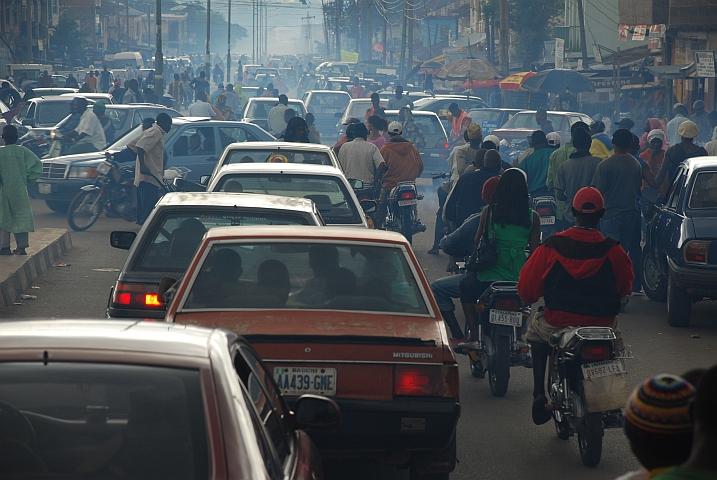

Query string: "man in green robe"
[[0, 125, 42, 255]]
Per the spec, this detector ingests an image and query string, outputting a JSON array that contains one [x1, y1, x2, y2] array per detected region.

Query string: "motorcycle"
[[385, 181, 426, 244], [547, 326, 629, 466], [465, 281, 532, 396], [532, 195, 559, 241]]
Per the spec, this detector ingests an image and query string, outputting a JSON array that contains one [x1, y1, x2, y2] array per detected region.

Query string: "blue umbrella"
[[521, 69, 594, 94]]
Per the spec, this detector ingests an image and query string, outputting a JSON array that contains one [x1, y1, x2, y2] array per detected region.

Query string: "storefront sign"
[[694, 51, 716, 78], [555, 38, 565, 70], [589, 77, 645, 89], [632, 25, 647, 41]]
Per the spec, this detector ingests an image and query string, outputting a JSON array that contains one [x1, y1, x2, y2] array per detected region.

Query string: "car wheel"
[[641, 246, 667, 302], [45, 200, 70, 213], [667, 274, 692, 327]]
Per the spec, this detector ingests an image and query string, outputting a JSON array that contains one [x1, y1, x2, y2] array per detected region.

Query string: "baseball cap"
[[466, 123, 482, 140], [387, 121, 403, 135], [483, 134, 500, 146], [546, 132, 561, 146], [573, 186, 604, 213], [678, 120, 699, 139], [647, 129, 665, 143]]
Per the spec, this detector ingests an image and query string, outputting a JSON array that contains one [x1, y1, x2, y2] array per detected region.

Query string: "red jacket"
[[518, 227, 633, 327]]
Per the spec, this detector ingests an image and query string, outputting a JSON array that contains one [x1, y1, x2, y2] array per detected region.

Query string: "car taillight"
[[112, 283, 162, 309], [394, 365, 459, 398], [536, 207, 552, 215], [87, 167, 99, 179], [684, 240, 710, 265], [582, 345, 611, 361], [495, 298, 519, 311], [435, 139, 449, 149], [399, 191, 415, 200]]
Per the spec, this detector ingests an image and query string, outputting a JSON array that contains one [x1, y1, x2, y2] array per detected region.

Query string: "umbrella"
[[499, 71, 535, 91], [461, 79, 502, 89], [520, 69, 594, 93], [434, 58, 501, 82], [418, 61, 443, 74]]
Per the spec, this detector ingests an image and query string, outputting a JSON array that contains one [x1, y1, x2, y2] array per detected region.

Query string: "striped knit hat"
[[624, 374, 695, 436]]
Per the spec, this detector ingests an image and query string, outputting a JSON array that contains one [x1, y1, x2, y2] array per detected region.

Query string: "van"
[[4, 64, 54, 81], [110, 52, 144, 69]]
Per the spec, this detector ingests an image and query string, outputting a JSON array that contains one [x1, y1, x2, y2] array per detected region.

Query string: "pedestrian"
[[517, 130, 554, 198], [639, 118, 668, 151], [181, 74, 193, 110], [262, 83, 274, 96], [305, 113, 321, 144], [365, 92, 386, 120], [616, 117, 636, 133], [84, 70, 97, 93], [333, 118, 361, 155], [387, 85, 413, 110], [656, 121, 708, 188], [100, 66, 112, 93], [535, 108, 554, 134], [267, 94, 290, 135], [446, 103, 472, 145], [640, 129, 670, 197], [366, 115, 387, 149], [188, 94, 216, 118], [109, 80, 125, 103], [122, 79, 144, 104], [64, 97, 106, 154], [282, 117, 310, 143], [559, 87, 577, 111], [64, 73, 79, 89], [338, 123, 384, 186], [547, 121, 590, 230], [233, 84, 249, 112], [223, 84, 240, 112], [690, 100, 712, 145], [190, 71, 210, 102], [38, 70, 52, 88], [210, 83, 224, 105], [666, 103, 689, 146], [489, 84, 502, 108], [127, 113, 172, 225], [215, 94, 236, 120], [591, 128, 642, 248], [350, 77, 365, 99], [93, 103, 115, 146], [166, 73, 186, 108], [398, 107, 426, 149], [444, 147, 501, 229], [0, 125, 42, 255]]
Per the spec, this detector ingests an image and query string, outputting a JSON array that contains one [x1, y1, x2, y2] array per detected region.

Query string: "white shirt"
[[267, 104, 290, 134], [338, 137, 385, 184], [77, 109, 107, 150], [386, 96, 413, 110], [188, 101, 216, 118]]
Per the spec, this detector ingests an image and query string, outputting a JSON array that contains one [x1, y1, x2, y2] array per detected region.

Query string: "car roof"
[[203, 224, 409, 245], [384, 110, 440, 117], [33, 96, 86, 102], [0, 319, 229, 358], [684, 157, 717, 170], [104, 103, 174, 110], [248, 98, 304, 104], [468, 107, 521, 113], [155, 191, 317, 212], [171, 117, 253, 125], [514, 110, 585, 116], [224, 141, 334, 153], [215, 162, 346, 177], [306, 90, 350, 95]]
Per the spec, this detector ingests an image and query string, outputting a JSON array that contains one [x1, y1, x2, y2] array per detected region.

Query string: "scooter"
[[385, 181, 426, 244], [532, 196, 559, 240]]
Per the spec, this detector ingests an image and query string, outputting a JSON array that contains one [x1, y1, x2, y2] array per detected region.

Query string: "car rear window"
[[212, 174, 361, 224], [182, 242, 428, 314], [306, 93, 350, 114], [383, 113, 446, 145], [223, 149, 333, 166], [134, 210, 312, 272], [0, 362, 209, 479], [247, 101, 304, 120], [501, 112, 564, 130], [344, 100, 386, 121], [688, 171, 717, 209], [37, 102, 72, 126]]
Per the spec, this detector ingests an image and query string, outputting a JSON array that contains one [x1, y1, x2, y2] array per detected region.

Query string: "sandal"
[[532, 395, 552, 425]]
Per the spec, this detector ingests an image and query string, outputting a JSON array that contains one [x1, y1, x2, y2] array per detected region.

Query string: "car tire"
[[641, 246, 667, 302], [667, 273, 692, 328], [45, 200, 70, 213]]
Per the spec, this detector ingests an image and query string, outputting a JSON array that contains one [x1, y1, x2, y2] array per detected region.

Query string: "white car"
[[241, 97, 307, 132]]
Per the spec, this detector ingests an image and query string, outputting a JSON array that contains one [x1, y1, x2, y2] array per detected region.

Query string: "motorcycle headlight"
[[50, 130, 56, 140], [67, 166, 90, 179]]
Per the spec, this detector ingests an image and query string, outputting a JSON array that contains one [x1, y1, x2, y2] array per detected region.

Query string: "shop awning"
[[645, 63, 696, 79]]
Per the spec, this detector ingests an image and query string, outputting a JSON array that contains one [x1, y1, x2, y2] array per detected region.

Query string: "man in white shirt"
[[267, 94, 290, 134], [65, 97, 107, 154], [188, 96, 216, 118], [338, 123, 385, 185], [386, 86, 413, 111]]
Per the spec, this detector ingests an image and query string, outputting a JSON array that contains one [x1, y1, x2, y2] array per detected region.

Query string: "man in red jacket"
[[518, 186, 633, 425]]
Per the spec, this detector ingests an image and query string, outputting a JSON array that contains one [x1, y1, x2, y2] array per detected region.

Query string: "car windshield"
[[247, 101, 304, 119], [688, 171, 717, 209], [108, 123, 179, 151], [383, 113, 446, 144], [306, 93, 350, 114], [501, 112, 564, 130], [36, 102, 72, 126], [182, 242, 428, 313], [223, 149, 333, 166], [135, 210, 313, 272], [105, 109, 130, 132], [214, 174, 360, 224], [344, 100, 386, 121], [0, 362, 209, 479]]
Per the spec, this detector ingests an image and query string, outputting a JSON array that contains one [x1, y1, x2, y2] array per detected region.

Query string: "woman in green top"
[[458, 168, 541, 347]]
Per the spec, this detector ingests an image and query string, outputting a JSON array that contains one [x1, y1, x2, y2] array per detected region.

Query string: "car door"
[[166, 125, 218, 181], [653, 166, 688, 268]]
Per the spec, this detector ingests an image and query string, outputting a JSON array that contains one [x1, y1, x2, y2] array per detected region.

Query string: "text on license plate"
[[274, 367, 337, 396], [489, 309, 522, 327], [38, 183, 52, 195], [540, 216, 555, 225], [582, 360, 626, 379], [398, 199, 418, 206]]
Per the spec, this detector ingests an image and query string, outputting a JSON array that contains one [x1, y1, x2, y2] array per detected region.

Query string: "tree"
[[507, 0, 563, 69], [51, 14, 85, 60]]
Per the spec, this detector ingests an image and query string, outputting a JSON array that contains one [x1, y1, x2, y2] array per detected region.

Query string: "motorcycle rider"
[[338, 122, 385, 186], [518, 187, 633, 425], [93, 103, 115, 145], [64, 97, 106, 155], [446, 103, 472, 146]]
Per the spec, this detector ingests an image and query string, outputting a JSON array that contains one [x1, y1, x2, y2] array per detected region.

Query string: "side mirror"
[[349, 178, 364, 190], [200, 175, 210, 186], [110, 231, 136, 250], [334, 112, 343, 118], [360, 199, 377, 214], [293, 394, 341, 430], [642, 186, 660, 204]]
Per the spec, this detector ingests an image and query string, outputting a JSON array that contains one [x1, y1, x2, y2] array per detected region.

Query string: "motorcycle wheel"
[[67, 190, 101, 232], [397, 213, 413, 244], [577, 389, 603, 467], [488, 335, 510, 397]]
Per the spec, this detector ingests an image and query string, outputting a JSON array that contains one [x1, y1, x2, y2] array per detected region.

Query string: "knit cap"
[[624, 374, 695, 437]]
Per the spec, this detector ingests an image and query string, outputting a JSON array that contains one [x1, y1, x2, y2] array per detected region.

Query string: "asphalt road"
[[4, 196, 717, 480]]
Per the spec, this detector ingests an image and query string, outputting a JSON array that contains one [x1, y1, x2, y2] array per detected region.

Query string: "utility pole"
[[126, 1, 129, 51], [154, 0, 163, 95], [302, 12, 316, 55], [407, 16, 413, 80], [205, 0, 211, 80], [366, 0, 372, 62], [227, 0, 231, 83], [322, 0, 330, 58], [498, 0, 508, 77], [576, 0, 589, 69], [382, 12, 387, 66], [252, 0, 255, 64], [399, 0, 407, 82], [614, 47, 621, 119], [335, 0, 340, 61]]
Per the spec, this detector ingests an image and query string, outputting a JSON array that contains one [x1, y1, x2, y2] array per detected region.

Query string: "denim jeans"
[[600, 210, 639, 253], [431, 274, 464, 312]]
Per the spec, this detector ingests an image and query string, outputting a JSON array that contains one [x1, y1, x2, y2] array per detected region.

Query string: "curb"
[[0, 229, 73, 309]]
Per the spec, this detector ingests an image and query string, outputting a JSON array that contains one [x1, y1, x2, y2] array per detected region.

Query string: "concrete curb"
[[0, 228, 72, 309]]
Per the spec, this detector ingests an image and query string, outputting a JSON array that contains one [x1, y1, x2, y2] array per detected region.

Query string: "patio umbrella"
[[520, 69, 594, 93], [418, 61, 443, 74], [461, 78, 502, 89], [434, 58, 501, 82], [499, 71, 535, 91]]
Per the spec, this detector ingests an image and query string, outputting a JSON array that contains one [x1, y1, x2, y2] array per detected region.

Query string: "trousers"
[[0, 231, 29, 249]]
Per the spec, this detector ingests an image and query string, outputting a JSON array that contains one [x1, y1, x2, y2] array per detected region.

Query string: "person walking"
[[517, 130, 554, 198], [190, 71, 210, 102], [267, 94, 291, 135], [489, 85, 502, 108], [547, 121, 590, 230], [188, 94, 216, 118], [338, 123, 384, 186], [656, 121, 708, 188], [397, 107, 426, 149], [110, 80, 125, 103], [181, 74, 193, 110], [366, 115, 387, 149], [444, 149, 502, 229], [64, 73, 79, 89], [305, 113, 321, 144], [666, 103, 689, 146], [690, 100, 712, 146], [640, 129, 670, 198], [38, 70, 52, 87], [0, 125, 42, 255], [589, 120, 614, 159], [535, 108, 554, 134], [350, 77, 365, 99], [122, 79, 144, 104], [281, 117, 310, 143], [365, 93, 386, 120], [100, 66, 112, 93], [166, 73, 186, 108], [387, 86, 413, 110], [84, 70, 97, 93], [127, 113, 172, 225]]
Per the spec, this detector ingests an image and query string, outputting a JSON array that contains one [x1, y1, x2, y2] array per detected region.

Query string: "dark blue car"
[[642, 158, 717, 327]]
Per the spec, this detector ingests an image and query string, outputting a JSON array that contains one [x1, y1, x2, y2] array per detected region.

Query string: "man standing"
[[84, 70, 97, 93], [535, 108, 554, 134], [489, 85, 502, 108], [350, 77, 365, 99], [365, 92, 386, 120], [517, 130, 554, 198], [223, 84, 240, 112], [267, 94, 291, 135], [65, 97, 106, 154], [188, 94, 216, 118], [190, 71, 210, 102], [100, 66, 112, 93], [592, 128, 642, 248], [338, 123, 384, 186], [547, 121, 590, 229], [446, 103, 472, 145], [690, 100, 712, 146], [64, 73, 79, 89], [166, 73, 186, 108], [128, 113, 172, 225], [656, 120, 708, 188], [666, 103, 689, 146], [387, 86, 413, 110], [0, 125, 42, 255]]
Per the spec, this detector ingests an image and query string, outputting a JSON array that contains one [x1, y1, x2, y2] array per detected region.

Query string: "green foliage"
[[51, 14, 85, 56], [507, 0, 563, 69]]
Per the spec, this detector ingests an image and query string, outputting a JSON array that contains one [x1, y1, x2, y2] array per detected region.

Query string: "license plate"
[[540, 216, 555, 225], [489, 309, 522, 327], [398, 199, 417, 206], [38, 183, 52, 195], [274, 367, 337, 396], [582, 360, 626, 379]]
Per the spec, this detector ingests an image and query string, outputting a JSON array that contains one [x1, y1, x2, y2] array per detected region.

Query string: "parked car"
[[413, 94, 489, 132], [30, 118, 274, 212], [0, 319, 339, 479], [11, 96, 96, 137], [302, 90, 351, 145], [466, 107, 521, 135], [641, 158, 717, 327], [164, 226, 460, 478], [335, 98, 388, 141], [207, 163, 371, 228], [108, 192, 325, 318], [241, 97, 307, 132]]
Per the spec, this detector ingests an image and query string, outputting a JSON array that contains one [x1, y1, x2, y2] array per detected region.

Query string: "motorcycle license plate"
[[398, 199, 418, 206], [38, 183, 52, 195], [97, 162, 112, 175], [274, 367, 337, 396], [540, 216, 555, 225], [581, 360, 626, 380], [489, 309, 522, 327]]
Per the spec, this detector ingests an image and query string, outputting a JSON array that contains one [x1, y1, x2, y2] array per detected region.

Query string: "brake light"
[[115, 292, 131, 305], [87, 167, 98, 179], [495, 298, 519, 311], [582, 345, 611, 361], [684, 240, 710, 265], [399, 191, 415, 200], [537, 207, 552, 215], [112, 283, 162, 309], [394, 365, 459, 398], [435, 139, 450, 149]]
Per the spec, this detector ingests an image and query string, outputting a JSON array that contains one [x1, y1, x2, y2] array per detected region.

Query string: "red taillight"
[[399, 191, 415, 200], [582, 345, 611, 361], [112, 283, 161, 309], [115, 292, 131, 305], [495, 298, 519, 311], [435, 139, 450, 149], [684, 240, 710, 265], [537, 207, 552, 215], [394, 365, 459, 398]]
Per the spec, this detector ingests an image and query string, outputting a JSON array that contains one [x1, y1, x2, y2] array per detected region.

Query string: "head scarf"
[[216, 94, 236, 120], [398, 107, 426, 149], [640, 118, 668, 150]]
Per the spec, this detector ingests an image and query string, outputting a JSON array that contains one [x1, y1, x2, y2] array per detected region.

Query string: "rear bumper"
[[668, 259, 717, 295]]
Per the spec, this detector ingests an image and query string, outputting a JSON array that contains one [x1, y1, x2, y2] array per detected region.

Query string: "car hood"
[[41, 150, 115, 166], [689, 216, 717, 239]]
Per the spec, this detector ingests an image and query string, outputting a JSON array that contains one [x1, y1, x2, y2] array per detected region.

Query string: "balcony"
[[618, 0, 668, 25]]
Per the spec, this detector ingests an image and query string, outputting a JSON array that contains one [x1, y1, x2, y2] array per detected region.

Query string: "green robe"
[[0, 145, 42, 233], [546, 142, 576, 220]]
